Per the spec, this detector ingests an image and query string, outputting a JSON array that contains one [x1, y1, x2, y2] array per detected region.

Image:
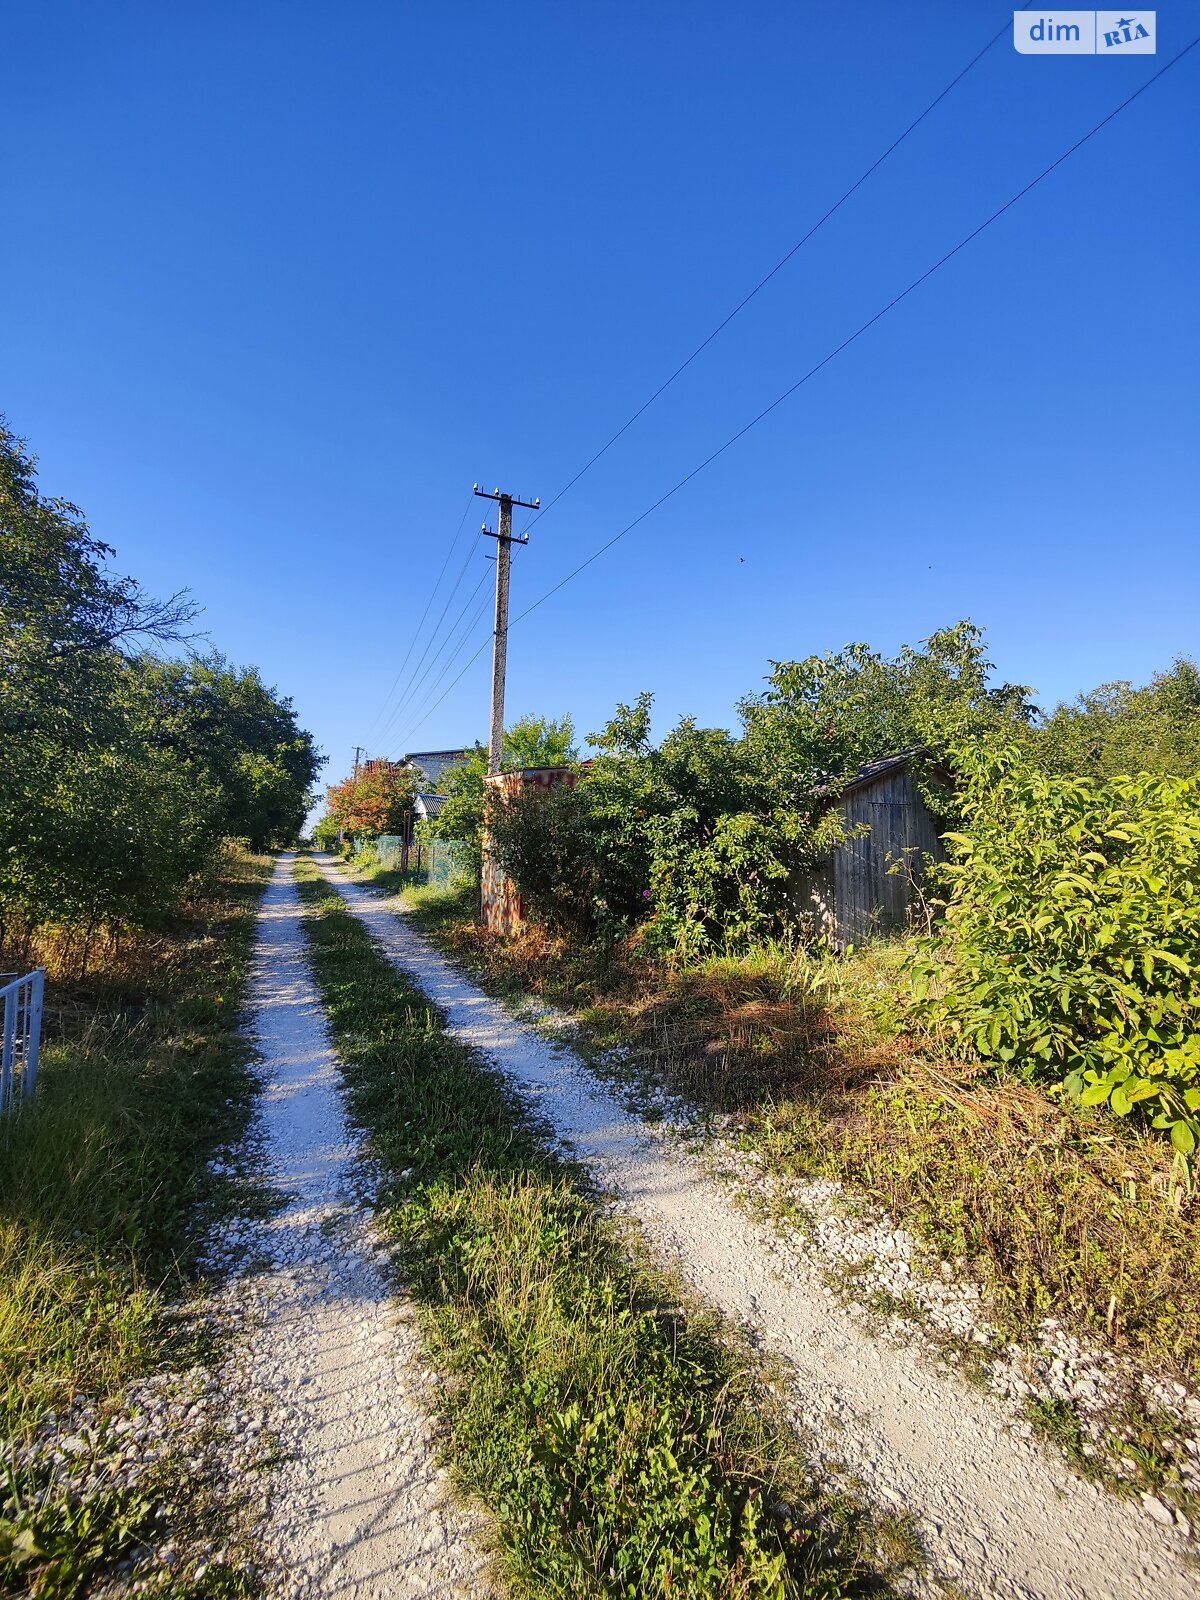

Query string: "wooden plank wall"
[[795, 768, 943, 948]]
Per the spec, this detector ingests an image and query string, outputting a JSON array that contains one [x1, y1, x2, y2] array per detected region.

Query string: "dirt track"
[[224, 857, 492, 1600], [313, 851, 1196, 1600]]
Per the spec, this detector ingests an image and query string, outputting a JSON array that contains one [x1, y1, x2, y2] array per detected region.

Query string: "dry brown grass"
[[792, 1059, 1198, 1376], [422, 910, 1200, 1382]]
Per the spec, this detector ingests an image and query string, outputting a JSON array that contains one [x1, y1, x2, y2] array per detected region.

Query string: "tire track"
[[311, 852, 1196, 1600], [216, 856, 493, 1600]]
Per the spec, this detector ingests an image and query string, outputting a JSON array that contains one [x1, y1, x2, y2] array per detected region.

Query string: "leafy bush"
[[488, 629, 1038, 957], [324, 763, 417, 836], [912, 749, 1200, 1157], [430, 715, 578, 867], [485, 702, 805, 952], [311, 813, 341, 852], [739, 621, 1036, 820]]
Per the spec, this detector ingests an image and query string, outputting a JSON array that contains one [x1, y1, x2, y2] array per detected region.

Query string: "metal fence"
[[372, 835, 470, 887], [1, 969, 44, 1115], [374, 834, 406, 870]]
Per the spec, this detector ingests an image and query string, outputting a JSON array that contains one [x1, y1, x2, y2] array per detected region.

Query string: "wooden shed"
[[794, 751, 948, 949]]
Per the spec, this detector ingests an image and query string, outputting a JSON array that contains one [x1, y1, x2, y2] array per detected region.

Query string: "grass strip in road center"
[[292, 859, 901, 1599]]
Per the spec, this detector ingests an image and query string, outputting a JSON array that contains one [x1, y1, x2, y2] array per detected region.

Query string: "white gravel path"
[[222, 857, 493, 1600], [313, 854, 1198, 1600]]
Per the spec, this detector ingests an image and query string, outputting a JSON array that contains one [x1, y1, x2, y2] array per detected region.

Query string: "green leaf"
[[1078, 1083, 1111, 1107], [1151, 949, 1190, 975]]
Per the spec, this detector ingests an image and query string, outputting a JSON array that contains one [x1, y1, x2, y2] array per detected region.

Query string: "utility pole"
[[474, 484, 540, 776], [352, 746, 364, 778]]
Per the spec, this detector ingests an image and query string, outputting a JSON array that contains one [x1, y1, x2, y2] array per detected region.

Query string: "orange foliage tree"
[[325, 763, 416, 836]]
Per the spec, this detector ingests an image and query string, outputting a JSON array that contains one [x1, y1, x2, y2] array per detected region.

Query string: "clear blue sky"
[[4, 1, 1198, 797]]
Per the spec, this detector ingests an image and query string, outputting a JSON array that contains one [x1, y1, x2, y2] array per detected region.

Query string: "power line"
[[408, 37, 1198, 728], [510, 37, 1198, 628], [363, 492, 474, 740], [389, 589, 494, 754], [370, 4, 1030, 744], [516, 3, 1032, 540], [373, 516, 488, 747], [384, 569, 493, 752]]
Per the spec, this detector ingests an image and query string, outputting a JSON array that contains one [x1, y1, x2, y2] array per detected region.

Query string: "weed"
[[1024, 1397, 1091, 1473], [391, 905, 1200, 1392], [0, 1461, 159, 1600]]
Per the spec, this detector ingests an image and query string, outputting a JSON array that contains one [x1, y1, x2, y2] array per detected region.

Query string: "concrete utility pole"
[[352, 746, 364, 778], [474, 484, 540, 776]]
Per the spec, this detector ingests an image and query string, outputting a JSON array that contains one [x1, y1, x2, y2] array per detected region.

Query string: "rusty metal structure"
[[480, 766, 580, 935]]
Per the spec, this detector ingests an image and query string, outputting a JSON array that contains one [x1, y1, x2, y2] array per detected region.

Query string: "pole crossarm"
[[473, 484, 541, 512]]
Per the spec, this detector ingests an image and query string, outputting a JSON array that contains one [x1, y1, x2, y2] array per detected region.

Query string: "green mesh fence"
[[371, 835, 470, 886]]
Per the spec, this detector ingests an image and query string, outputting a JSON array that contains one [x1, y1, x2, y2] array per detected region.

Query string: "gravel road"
[[225, 857, 493, 1600], [313, 853, 1197, 1600]]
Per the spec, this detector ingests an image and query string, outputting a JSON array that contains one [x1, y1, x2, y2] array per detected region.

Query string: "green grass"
[[0, 847, 272, 1598], [364, 896, 1200, 1512], [395, 909, 1200, 1383], [292, 857, 903, 1600], [339, 847, 479, 939]]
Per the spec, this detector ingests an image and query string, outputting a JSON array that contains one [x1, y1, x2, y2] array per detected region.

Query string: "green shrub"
[[486, 782, 598, 937], [489, 628, 1038, 957], [311, 813, 341, 852], [911, 749, 1200, 1157], [1027, 657, 1200, 780]]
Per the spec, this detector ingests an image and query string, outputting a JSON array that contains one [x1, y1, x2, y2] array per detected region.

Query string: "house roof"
[[403, 748, 472, 765], [413, 792, 447, 819], [840, 750, 923, 794]]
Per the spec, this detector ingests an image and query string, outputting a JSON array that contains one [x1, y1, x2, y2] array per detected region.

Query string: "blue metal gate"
[[0, 968, 45, 1114]]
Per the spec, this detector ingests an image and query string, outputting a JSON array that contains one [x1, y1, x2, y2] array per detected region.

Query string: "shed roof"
[[839, 750, 923, 795], [813, 748, 950, 801], [403, 748, 472, 765]]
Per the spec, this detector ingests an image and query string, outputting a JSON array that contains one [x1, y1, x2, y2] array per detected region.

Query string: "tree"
[[740, 622, 1036, 818], [487, 627, 1040, 954], [134, 653, 322, 848], [1, 421, 196, 744], [325, 764, 418, 837], [1028, 659, 1200, 780], [1, 419, 320, 940], [1, 422, 210, 934]]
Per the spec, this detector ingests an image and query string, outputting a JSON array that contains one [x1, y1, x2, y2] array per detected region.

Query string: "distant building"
[[387, 792, 449, 848], [360, 757, 408, 776], [401, 748, 474, 785], [413, 792, 447, 826]]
